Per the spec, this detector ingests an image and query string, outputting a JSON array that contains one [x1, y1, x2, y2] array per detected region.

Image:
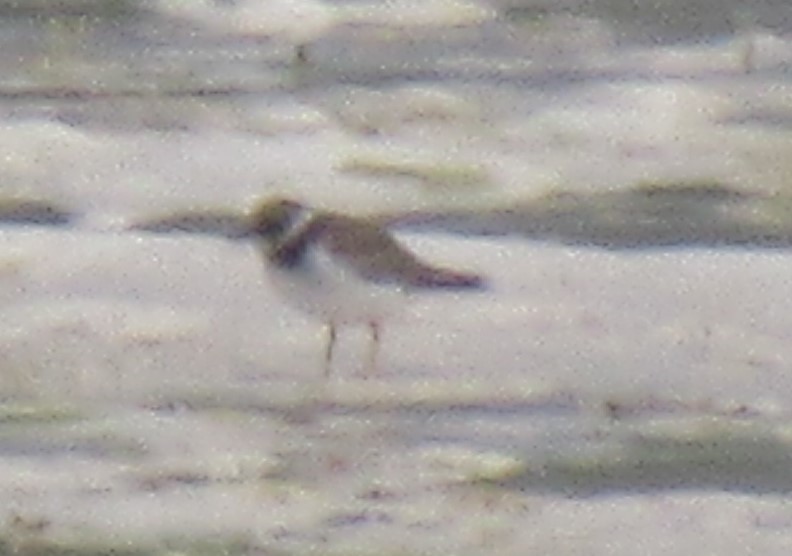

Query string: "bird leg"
[[295, 43, 309, 65], [324, 321, 337, 377], [366, 321, 380, 375]]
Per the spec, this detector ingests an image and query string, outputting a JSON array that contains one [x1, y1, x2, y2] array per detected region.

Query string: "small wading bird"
[[248, 198, 485, 376]]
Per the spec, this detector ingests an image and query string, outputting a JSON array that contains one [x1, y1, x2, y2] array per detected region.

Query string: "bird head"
[[248, 197, 305, 240]]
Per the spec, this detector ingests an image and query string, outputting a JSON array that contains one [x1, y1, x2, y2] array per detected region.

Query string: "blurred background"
[[2, 1, 792, 555]]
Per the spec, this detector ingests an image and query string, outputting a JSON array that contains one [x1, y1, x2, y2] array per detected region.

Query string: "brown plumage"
[[248, 197, 485, 375], [272, 211, 484, 289]]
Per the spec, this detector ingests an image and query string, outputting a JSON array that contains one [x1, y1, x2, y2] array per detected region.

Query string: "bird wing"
[[311, 214, 484, 289]]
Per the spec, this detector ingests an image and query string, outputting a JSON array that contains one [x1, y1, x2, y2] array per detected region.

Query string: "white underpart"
[[263, 243, 407, 325]]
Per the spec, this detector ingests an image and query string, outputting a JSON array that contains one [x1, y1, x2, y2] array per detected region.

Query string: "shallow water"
[[2, 1, 792, 554]]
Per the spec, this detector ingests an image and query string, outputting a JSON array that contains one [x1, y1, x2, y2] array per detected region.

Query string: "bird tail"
[[415, 268, 486, 289]]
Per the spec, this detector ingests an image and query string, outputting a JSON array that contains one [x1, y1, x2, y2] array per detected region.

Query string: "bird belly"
[[265, 247, 406, 324]]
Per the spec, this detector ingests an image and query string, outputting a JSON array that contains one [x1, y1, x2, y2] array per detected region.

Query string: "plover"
[[248, 198, 484, 376]]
